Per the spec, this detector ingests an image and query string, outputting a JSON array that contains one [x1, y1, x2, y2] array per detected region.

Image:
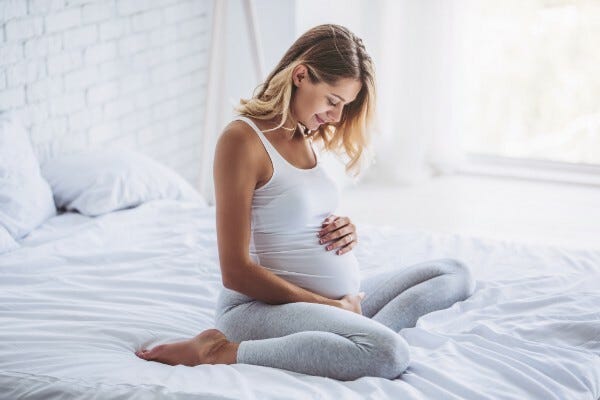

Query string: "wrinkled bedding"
[[1, 199, 598, 399]]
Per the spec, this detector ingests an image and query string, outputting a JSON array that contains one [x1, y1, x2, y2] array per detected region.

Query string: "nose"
[[327, 104, 343, 123]]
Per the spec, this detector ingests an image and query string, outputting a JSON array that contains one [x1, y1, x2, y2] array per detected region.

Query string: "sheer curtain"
[[362, 0, 466, 186], [295, 0, 466, 188], [201, 0, 467, 201]]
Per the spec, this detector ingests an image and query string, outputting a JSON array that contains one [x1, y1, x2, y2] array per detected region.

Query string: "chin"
[[299, 115, 321, 131], [312, 115, 324, 129], [298, 119, 314, 131]]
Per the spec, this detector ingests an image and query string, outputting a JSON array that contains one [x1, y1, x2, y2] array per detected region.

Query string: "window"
[[457, 0, 600, 166]]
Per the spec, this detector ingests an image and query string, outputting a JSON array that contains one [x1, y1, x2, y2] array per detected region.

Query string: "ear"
[[292, 64, 307, 87]]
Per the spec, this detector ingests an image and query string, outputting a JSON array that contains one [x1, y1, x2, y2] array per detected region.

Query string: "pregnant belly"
[[252, 231, 362, 300]]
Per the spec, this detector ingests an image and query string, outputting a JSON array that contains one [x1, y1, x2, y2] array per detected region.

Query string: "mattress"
[[0, 199, 598, 399]]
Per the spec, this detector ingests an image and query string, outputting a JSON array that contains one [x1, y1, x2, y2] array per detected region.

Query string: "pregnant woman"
[[136, 24, 475, 380]]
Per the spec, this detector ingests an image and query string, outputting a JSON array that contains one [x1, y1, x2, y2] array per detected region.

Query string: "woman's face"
[[291, 65, 362, 131]]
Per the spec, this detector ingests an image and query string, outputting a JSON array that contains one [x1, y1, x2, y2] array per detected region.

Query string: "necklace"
[[278, 118, 313, 140], [283, 123, 311, 140]]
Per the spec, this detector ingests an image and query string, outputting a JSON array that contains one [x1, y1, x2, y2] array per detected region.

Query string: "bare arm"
[[225, 260, 341, 307], [213, 123, 341, 308]]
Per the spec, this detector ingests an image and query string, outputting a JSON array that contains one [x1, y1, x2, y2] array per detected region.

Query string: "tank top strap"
[[234, 116, 286, 169]]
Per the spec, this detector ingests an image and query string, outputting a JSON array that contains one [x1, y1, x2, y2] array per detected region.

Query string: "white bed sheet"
[[0, 199, 598, 399]]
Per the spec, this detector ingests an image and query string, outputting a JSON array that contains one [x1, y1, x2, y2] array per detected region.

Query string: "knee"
[[442, 258, 476, 298], [369, 332, 411, 379]]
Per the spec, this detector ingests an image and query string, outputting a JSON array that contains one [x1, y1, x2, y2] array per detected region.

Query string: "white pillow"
[[0, 114, 57, 240], [41, 149, 207, 216], [0, 225, 19, 254]]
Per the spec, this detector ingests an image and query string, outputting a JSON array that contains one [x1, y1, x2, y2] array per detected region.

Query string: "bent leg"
[[360, 258, 476, 332], [215, 297, 410, 381]]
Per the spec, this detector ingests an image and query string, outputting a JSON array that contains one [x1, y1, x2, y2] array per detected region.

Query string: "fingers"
[[318, 227, 350, 245], [356, 292, 365, 315], [318, 219, 354, 242], [319, 235, 354, 251], [320, 215, 342, 232], [319, 227, 356, 251], [318, 215, 358, 255], [334, 240, 355, 255], [322, 235, 355, 255], [321, 214, 337, 227]]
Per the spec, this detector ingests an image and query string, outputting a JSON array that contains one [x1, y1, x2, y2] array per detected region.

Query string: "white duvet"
[[0, 199, 598, 399]]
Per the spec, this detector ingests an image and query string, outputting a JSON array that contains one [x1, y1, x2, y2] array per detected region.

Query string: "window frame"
[[457, 153, 600, 188]]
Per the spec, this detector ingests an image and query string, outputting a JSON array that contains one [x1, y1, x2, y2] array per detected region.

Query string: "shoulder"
[[220, 119, 253, 141], [214, 119, 269, 179], [216, 119, 263, 155]]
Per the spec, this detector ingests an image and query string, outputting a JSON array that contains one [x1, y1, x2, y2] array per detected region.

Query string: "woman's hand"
[[317, 214, 358, 255], [336, 292, 365, 315]]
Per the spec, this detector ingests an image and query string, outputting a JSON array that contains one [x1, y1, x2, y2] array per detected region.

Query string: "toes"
[[135, 349, 149, 358], [136, 347, 158, 360]]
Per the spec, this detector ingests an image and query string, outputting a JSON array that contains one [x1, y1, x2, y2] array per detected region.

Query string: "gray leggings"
[[214, 258, 476, 381]]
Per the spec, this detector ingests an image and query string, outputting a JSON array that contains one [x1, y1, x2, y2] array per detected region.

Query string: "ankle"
[[212, 341, 239, 365]]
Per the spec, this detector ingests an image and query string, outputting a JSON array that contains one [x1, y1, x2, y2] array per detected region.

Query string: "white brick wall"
[[0, 0, 211, 187]]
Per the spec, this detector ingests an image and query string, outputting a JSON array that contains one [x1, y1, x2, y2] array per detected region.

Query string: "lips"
[[315, 114, 325, 124]]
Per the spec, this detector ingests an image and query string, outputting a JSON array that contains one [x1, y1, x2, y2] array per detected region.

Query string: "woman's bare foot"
[[135, 328, 238, 367]]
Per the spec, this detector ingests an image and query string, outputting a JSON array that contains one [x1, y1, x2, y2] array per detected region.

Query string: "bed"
[[1, 195, 599, 399], [1, 114, 599, 399]]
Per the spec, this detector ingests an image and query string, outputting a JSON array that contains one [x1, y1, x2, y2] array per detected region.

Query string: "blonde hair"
[[235, 24, 377, 178]]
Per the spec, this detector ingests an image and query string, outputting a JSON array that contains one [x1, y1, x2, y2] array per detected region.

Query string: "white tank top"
[[235, 116, 361, 300]]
